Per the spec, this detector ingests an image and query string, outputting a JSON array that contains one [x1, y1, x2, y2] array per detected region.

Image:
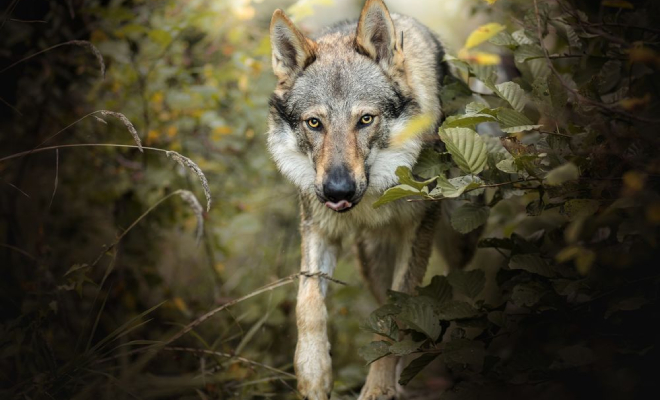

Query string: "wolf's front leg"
[[295, 218, 340, 399]]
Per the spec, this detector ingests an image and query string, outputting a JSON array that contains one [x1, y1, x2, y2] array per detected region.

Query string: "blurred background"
[[0, 0, 493, 398], [5, 0, 658, 399]]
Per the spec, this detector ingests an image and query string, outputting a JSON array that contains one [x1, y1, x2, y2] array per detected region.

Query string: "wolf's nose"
[[323, 166, 356, 202]]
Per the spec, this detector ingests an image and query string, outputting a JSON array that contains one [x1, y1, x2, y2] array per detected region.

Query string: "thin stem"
[[0, 143, 165, 164], [95, 272, 346, 363], [0, 243, 36, 261], [406, 178, 541, 203], [0, 40, 104, 76], [161, 347, 296, 379]]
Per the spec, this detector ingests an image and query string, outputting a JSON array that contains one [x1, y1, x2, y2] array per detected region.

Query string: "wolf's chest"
[[307, 192, 426, 239]]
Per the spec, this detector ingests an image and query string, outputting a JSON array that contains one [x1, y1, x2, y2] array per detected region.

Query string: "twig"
[[0, 95, 22, 115], [8, 18, 46, 23], [406, 179, 541, 203], [0, 143, 160, 164], [0, 40, 105, 78], [48, 149, 58, 209], [162, 347, 296, 379], [587, 22, 660, 35], [539, 130, 572, 138], [95, 272, 346, 363], [88, 190, 188, 268], [163, 272, 345, 346], [0, 243, 36, 261], [1, 180, 30, 198]]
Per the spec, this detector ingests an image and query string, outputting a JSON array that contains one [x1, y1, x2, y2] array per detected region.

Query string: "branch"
[[533, 0, 660, 125], [162, 346, 296, 379]]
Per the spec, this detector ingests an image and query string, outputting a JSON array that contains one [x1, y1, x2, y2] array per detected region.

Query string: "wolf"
[[267, 0, 477, 398]]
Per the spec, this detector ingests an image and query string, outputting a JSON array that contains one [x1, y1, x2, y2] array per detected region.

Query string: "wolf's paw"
[[295, 338, 333, 400], [357, 385, 398, 400], [297, 377, 332, 400]]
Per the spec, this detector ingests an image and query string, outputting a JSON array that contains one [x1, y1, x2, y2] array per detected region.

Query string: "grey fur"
[[266, 2, 480, 398]]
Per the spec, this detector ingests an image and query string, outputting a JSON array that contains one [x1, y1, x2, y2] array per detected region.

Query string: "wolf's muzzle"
[[322, 165, 357, 212]]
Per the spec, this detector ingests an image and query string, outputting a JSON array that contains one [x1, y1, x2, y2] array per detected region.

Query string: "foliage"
[[0, 0, 659, 399], [366, 0, 660, 397]]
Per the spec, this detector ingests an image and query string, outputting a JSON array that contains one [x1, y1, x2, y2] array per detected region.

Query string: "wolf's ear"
[[270, 10, 316, 82], [356, 0, 398, 63]]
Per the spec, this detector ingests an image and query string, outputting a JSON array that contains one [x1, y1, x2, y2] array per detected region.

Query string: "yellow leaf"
[[90, 30, 108, 43], [390, 114, 435, 147], [464, 22, 506, 50], [556, 245, 580, 263], [213, 126, 233, 136], [167, 126, 177, 138], [623, 171, 645, 192], [576, 249, 596, 275], [214, 262, 225, 274], [146, 129, 159, 144], [458, 49, 501, 65], [628, 47, 660, 67], [484, 0, 498, 4], [173, 297, 188, 312], [602, 0, 634, 9], [646, 203, 660, 225], [618, 94, 651, 111], [151, 91, 164, 105]]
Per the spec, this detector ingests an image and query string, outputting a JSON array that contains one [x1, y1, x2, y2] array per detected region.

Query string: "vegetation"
[[364, 0, 660, 398], [0, 0, 658, 399]]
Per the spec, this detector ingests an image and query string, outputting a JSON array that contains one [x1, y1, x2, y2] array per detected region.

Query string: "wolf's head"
[[267, 0, 435, 213]]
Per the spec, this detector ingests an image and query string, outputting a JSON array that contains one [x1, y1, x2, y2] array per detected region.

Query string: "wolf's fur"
[[267, 1, 471, 398]]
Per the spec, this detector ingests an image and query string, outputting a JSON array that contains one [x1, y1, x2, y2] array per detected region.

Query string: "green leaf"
[[358, 341, 392, 365], [413, 149, 451, 179], [450, 203, 490, 234], [439, 128, 488, 174], [514, 44, 544, 62], [417, 275, 453, 304], [489, 31, 518, 49], [443, 114, 497, 129], [496, 108, 542, 133], [387, 290, 412, 306], [389, 337, 425, 356], [361, 307, 400, 341], [64, 263, 89, 276], [544, 162, 579, 185], [431, 175, 483, 198], [560, 199, 600, 221], [448, 270, 486, 299], [495, 158, 519, 174], [478, 237, 513, 250], [511, 282, 548, 307], [436, 301, 480, 320], [395, 166, 437, 190], [399, 353, 439, 386], [605, 296, 648, 319], [494, 82, 527, 112], [148, 29, 173, 47], [512, 30, 535, 45], [372, 185, 421, 208], [399, 299, 441, 340], [509, 254, 555, 277], [465, 102, 496, 115]]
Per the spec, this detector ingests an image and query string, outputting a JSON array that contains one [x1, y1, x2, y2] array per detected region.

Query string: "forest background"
[[1, 0, 659, 399]]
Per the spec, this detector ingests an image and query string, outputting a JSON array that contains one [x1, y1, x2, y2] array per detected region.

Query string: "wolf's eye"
[[306, 118, 322, 130], [359, 115, 374, 126]]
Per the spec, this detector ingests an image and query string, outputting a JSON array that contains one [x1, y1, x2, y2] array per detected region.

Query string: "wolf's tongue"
[[325, 200, 352, 212]]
